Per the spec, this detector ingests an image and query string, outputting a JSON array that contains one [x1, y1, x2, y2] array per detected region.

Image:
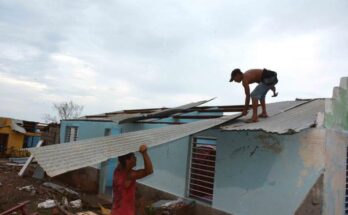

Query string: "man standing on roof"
[[229, 68, 278, 123], [112, 144, 153, 215]]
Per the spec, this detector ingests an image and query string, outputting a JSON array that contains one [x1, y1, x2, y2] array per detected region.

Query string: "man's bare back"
[[230, 68, 278, 123], [242, 69, 263, 85]]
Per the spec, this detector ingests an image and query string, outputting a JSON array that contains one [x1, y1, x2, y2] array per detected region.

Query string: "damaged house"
[[28, 77, 348, 215], [0, 117, 43, 157]]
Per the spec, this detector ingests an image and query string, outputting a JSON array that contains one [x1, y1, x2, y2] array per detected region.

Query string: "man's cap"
[[229, 68, 241, 82]]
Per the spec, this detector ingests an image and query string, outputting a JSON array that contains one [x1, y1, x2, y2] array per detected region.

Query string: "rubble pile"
[[0, 159, 103, 215]]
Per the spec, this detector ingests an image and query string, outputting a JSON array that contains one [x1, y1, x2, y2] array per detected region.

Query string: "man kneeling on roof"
[[230, 68, 278, 123], [112, 144, 153, 215]]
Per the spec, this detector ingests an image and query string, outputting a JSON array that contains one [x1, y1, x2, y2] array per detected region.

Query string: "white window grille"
[[187, 137, 217, 204], [65, 126, 78, 143]]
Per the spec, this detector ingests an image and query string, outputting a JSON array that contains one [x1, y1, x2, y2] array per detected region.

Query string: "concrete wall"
[[137, 136, 191, 197], [60, 120, 121, 143], [193, 128, 325, 215], [323, 130, 347, 215], [0, 119, 25, 153], [325, 77, 348, 130], [0, 127, 25, 153], [324, 77, 348, 215]]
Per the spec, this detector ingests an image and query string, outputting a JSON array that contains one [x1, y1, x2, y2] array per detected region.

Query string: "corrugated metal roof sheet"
[[116, 98, 215, 123], [11, 119, 26, 134], [29, 114, 238, 177], [221, 100, 325, 134]]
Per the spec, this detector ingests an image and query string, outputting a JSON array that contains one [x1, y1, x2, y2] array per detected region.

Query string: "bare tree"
[[44, 101, 84, 123]]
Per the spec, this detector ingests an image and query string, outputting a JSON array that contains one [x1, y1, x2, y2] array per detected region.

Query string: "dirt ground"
[[0, 158, 196, 215], [0, 159, 107, 214]]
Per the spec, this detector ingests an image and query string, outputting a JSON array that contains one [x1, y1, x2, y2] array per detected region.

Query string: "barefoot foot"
[[245, 118, 259, 123], [258, 113, 268, 118]]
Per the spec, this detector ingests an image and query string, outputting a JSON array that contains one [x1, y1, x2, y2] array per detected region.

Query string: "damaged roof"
[[221, 99, 325, 134], [28, 115, 239, 177], [28, 99, 326, 177], [78, 98, 216, 124], [78, 98, 245, 124]]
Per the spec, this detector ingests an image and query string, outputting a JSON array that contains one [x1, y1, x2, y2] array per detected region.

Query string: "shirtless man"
[[229, 68, 278, 122]]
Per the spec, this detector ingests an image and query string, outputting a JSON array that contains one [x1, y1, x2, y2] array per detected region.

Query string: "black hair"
[[118, 152, 135, 168]]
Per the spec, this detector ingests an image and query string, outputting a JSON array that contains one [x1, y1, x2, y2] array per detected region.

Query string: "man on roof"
[[229, 68, 278, 123], [112, 144, 153, 215]]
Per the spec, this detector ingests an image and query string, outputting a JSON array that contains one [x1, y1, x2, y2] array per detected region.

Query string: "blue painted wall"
[[60, 117, 326, 215], [192, 128, 325, 215], [136, 137, 190, 197], [25, 136, 41, 148], [120, 122, 191, 197], [60, 120, 121, 143]]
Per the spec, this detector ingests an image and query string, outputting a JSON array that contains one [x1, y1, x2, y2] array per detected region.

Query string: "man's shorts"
[[250, 83, 272, 100]]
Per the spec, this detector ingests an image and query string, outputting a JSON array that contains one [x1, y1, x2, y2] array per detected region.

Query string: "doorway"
[[0, 134, 9, 155]]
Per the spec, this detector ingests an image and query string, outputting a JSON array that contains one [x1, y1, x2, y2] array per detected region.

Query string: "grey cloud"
[[0, 0, 347, 121]]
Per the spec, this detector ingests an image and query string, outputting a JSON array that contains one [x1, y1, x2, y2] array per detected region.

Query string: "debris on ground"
[[98, 203, 111, 215], [37, 199, 56, 209], [42, 182, 80, 198], [76, 211, 99, 215], [0, 200, 37, 215], [147, 198, 195, 215], [70, 199, 82, 208], [8, 157, 29, 164], [0, 158, 103, 214], [17, 184, 35, 192]]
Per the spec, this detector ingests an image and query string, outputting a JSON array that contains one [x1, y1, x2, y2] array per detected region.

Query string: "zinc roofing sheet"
[[116, 98, 214, 123], [221, 100, 325, 134], [29, 115, 238, 177]]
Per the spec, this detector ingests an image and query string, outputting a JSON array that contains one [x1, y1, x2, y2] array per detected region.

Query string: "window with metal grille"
[[104, 128, 111, 136], [187, 137, 217, 204], [64, 126, 78, 143]]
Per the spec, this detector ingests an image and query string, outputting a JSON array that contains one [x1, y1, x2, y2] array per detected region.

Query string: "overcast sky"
[[0, 0, 347, 122]]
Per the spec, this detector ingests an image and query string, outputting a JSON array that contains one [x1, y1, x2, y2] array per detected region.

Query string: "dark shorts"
[[251, 69, 278, 100], [250, 83, 272, 100]]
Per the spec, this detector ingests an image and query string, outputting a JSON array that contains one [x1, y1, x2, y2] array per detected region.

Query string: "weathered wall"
[[325, 77, 348, 130], [136, 136, 191, 197], [7, 131, 24, 152], [295, 174, 323, 215], [136, 183, 232, 215], [60, 120, 121, 143], [120, 122, 191, 197], [323, 130, 347, 215], [323, 77, 348, 215], [56, 166, 100, 193], [193, 128, 326, 215], [0, 121, 25, 153]]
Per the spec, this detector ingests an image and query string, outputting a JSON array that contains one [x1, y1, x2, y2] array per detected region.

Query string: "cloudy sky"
[[0, 0, 347, 122]]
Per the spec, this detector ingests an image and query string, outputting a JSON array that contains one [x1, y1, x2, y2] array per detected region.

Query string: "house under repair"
[[28, 77, 348, 215]]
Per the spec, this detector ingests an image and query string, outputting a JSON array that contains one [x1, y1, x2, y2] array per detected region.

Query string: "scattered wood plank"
[[18, 140, 43, 177]]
